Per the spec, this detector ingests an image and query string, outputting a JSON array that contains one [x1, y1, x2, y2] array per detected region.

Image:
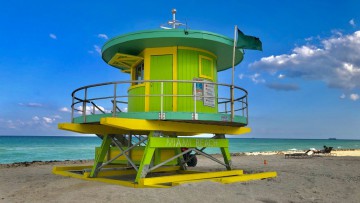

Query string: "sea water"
[[0, 136, 359, 164], [0, 136, 100, 164]]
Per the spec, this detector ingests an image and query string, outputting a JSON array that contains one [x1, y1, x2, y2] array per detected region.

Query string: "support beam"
[[216, 134, 232, 170], [90, 135, 112, 178], [135, 132, 156, 183]]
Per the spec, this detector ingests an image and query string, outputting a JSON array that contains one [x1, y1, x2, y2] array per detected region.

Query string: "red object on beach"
[[264, 160, 267, 165], [181, 148, 197, 167]]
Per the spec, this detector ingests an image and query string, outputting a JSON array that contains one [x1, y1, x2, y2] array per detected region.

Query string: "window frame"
[[199, 55, 214, 81]]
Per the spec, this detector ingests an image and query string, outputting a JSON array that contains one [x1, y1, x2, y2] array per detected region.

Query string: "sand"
[[1, 151, 360, 203]]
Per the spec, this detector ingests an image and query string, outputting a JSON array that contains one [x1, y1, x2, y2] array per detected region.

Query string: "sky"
[[0, 0, 359, 139]]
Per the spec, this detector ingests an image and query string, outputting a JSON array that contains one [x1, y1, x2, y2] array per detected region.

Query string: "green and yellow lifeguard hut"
[[54, 10, 276, 187]]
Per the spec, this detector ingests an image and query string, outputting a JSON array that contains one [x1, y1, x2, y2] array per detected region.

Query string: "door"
[[149, 55, 173, 112]]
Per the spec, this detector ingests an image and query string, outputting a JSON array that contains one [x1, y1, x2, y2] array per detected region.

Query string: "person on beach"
[[313, 145, 333, 154]]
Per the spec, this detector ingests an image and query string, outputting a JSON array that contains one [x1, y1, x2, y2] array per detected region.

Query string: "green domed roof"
[[102, 29, 244, 71]]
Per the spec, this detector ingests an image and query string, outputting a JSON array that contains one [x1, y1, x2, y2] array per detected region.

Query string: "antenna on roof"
[[160, 9, 187, 29]]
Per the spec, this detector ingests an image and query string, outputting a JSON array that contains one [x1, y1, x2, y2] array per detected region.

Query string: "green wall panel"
[[149, 54, 173, 112], [177, 49, 218, 113], [128, 86, 145, 112]]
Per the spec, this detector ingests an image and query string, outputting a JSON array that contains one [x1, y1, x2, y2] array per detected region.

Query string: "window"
[[134, 62, 144, 85], [199, 55, 214, 80]]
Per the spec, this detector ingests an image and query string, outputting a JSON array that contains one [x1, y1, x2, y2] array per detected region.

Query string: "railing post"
[[193, 82, 197, 120], [246, 95, 249, 125], [160, 82, 164, 120], [71, 95, 74, 123], [242, 98, 244, 117], [230, 85, 234, 122], [113, 83, 117, 117], [83, 88, 87, 123]]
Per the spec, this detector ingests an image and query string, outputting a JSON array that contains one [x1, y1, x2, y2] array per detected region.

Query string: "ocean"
[[1, 136, 359, 164]]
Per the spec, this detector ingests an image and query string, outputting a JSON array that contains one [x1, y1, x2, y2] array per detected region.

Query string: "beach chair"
[[314, 146, 334, 156], [285, 150, 314, 159]]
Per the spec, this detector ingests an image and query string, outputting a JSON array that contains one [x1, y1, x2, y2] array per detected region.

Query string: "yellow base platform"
[[53, 165, 277, 188]]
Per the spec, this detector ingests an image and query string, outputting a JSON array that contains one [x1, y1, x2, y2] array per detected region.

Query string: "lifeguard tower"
[[54, 10, 276, 187]]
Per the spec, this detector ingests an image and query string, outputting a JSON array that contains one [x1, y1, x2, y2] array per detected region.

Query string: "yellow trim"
[[199, 55, 214, 80], [144, 50, 150, 112], [84, 166, 181, 178], [219, 172, 278, 184], [100, 117, 251, 135], [144, 47, 178, 112], [121, 69, 131, 73], [53, 165, 276, 188], [140, 170, 243, 186], [58, 123, 146, 135], [127, 83, 145, 92], [172, 178, 218, 186], [178, 46, 217, 59], [108, 53, 143, 70], [130, 63, 134, 80], [52, 165, 168, 188]]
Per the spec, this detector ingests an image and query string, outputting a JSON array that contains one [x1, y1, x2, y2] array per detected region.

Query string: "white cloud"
[[98, 34, 109, 40], [60, 107, 71, 113], [42, 117, 54, 124], [19, 102, 43, 107], [278, 74, 285, 79], [0, 114, 63, 133], [350, 93, 359, 101], [49, 33, 57, 39], [76, 105, 111, 115], [250, 30, 360, 90], [331, 29, 343, 37], [349, 19, 356, 27], [94, 45, 101, 55], [250, 73, 265, 84], [238, 73, 265, 84], [305, 37, 313, 41], [340, 94, 346, 99], [6, 120, 17, 129], [53, 115, 62, 119]]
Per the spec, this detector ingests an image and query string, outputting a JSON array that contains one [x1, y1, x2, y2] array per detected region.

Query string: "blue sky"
[[0, 0, 359, 139]]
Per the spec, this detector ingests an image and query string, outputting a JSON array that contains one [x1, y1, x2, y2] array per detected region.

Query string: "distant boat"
[[328, 138, 337, 140]]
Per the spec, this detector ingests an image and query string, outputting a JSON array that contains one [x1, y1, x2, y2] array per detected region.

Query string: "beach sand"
[[1, 151, 360, 203]]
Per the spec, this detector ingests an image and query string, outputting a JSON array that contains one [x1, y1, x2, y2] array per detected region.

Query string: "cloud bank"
[[250, 31, 360, 91], [0, 115, 62, 133]]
